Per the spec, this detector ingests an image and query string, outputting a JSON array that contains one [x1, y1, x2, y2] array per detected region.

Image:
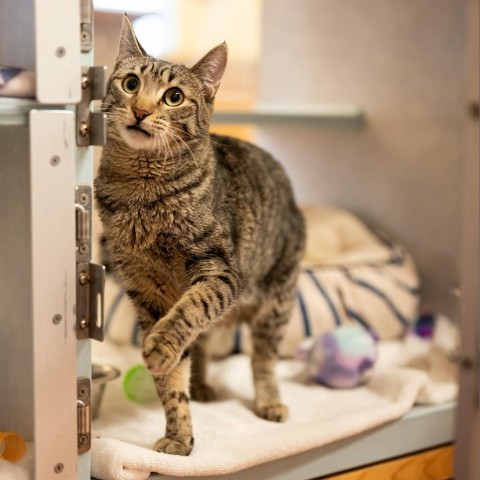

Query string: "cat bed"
[[103, 205, 420, 355], [0, 67, 35, 98]]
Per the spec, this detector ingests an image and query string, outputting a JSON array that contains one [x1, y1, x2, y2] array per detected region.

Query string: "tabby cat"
[[95, 16, 305, 456]]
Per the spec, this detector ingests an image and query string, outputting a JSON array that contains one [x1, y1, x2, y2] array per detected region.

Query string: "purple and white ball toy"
[[297, 325, 378, 388]]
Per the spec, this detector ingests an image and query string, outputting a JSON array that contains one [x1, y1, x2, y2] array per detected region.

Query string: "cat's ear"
[[191, 43, 228, 99], [117, 15, 147, 61]]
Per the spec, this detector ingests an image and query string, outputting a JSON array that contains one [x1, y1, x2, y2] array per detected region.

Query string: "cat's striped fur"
[[95, 16, 305, 456]]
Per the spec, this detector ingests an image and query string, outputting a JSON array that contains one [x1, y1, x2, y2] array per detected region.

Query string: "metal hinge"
[[75, 186, 106, 341], [77, 262, 105, 341], [80, 0, 93, 53], [76, 185, 92, 262], [77, 66, 107, 146], [77, 378, 91, 454]]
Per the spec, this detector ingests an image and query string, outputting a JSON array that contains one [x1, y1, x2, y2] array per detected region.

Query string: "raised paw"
[[255, 403, 289, 422], [142, 332, 182, 376], [191, 383, 216, 402], [153, 437, 194, 456]]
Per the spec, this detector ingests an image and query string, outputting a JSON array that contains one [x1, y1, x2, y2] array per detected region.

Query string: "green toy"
[[123, 364, 158, 403]]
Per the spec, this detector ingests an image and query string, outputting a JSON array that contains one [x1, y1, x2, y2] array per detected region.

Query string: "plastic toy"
[[0, 431, 26, 461], [297, 325, 377, 388], [123, 364, 157, 403]]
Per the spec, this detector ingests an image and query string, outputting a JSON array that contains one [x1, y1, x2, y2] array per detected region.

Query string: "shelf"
[[0, 100, 363, 128], [0, 98, 67, 125], [212, 104, 364, 126]]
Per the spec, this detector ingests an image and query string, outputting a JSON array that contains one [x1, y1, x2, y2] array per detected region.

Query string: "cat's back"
[[210, 133, 292, 195], [210, 133, 305, 277]]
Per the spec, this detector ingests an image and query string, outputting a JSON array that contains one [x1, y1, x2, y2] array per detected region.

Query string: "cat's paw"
[[191, 383, 216, 402], [153, 437, 194, 456], [255, 403, 289, 422], [142, 332, 182, 376]]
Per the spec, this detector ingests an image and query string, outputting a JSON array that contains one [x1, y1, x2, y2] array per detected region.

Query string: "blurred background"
[[93, 0, 474, 319], [94, 0, 262, 109]]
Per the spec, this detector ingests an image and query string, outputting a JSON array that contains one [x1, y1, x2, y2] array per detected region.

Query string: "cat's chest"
[[104, 200, 199, 262], [105, 206, 186, 284]]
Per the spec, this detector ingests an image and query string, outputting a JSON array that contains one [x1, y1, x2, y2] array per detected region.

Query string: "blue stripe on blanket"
[[296, 289, 312, 337], [305, 269, 342, 326], [365, 227, 406, 265], [132, 320, 142, 346], [347, 275, 410, 327], [105, 289, 125, 334], [233, 327, 242, 354], [389, 249, 406, 266], [0, 67, 22, 84], [345, 307, 373, 332], [374, 265, 420, 295]]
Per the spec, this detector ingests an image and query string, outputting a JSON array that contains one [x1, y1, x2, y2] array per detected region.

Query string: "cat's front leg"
[[142, 328, 185, 377], [152, 355, 194, 456], [142, 269, 240, 376], [124, 280, 195, 455], [145, 330, 216, 402]]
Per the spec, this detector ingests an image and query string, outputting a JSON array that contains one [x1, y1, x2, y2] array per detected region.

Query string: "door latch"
[[77, 66, 107, 146]]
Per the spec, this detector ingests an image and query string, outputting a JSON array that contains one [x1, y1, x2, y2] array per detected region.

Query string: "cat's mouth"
[[127, 124, 152, 137]]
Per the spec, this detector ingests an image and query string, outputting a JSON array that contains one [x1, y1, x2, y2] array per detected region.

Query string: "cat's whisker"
[[156, 119, 198, 144], [159, 130, 169, 171], [165, 128, 201, 171], [151, 126, 160, 151], [157, 119, 213, 168], [193, 337, 207, 351], [157, 129, 170, 171], [153, 127, 173, 172], [151, 137, 161, 172], [153, 131, 169, 171], [167, 124, 230, 148], [167, 124, 199, 142]]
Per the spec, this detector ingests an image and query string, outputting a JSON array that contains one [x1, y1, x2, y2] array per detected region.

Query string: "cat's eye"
[[163, 88, 184, 107], [122, 75, 141, 94]]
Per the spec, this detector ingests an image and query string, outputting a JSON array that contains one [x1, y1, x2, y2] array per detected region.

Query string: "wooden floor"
[[320, 445, 453, 480]]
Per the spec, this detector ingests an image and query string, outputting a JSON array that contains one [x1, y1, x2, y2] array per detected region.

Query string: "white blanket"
[[91, 317, 457, 480]]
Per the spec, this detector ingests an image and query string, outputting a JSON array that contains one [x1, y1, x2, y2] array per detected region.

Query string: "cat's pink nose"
[[133, 108, 151, 122]]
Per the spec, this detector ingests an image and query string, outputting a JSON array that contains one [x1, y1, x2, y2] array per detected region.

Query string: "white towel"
[[0, 460, 30, 480], [0, 444, 34, 480], [91, 316, 458, 480]]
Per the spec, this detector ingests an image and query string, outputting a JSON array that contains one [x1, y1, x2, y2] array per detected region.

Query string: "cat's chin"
[[120, 126, 155, 150]]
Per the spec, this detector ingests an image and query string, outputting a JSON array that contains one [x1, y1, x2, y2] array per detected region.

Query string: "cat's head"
[[103, 15, 227, 152]]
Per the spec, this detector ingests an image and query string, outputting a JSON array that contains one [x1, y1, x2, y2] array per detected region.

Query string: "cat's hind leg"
[[249, 299, 292, 423], [190, 333, 216, 402]]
